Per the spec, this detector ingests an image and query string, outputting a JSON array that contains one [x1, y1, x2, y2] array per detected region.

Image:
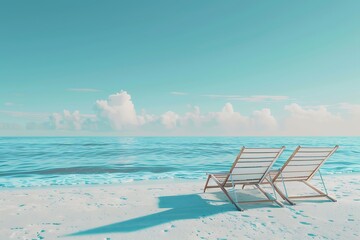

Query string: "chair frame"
[[270, 145, 339, 205], [203, 146, 285, 211]]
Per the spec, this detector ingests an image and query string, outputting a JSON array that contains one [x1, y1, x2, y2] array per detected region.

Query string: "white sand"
[[0, 174, 359, 240]]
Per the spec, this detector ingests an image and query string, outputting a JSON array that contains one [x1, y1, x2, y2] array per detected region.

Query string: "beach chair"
[[268, 146, 338, 205], [203, 146, 285, 211]]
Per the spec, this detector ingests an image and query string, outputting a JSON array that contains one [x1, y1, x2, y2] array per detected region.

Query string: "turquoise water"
[[0, 137, 359, 188]]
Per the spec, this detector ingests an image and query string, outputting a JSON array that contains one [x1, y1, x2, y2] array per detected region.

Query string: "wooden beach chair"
[[268, 146, 339, 205], [203, 146, 285, 211]]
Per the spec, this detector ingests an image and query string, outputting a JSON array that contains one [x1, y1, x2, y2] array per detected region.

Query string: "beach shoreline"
[[1, 174, 359, 240]]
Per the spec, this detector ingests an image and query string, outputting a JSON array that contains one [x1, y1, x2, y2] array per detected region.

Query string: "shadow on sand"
[[68, 187, 288, 237], [68, 193, 234, 236]]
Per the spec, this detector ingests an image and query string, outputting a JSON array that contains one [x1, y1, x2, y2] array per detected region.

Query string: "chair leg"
[[303, 181, 337, 202], [203, 175, 211, 193], [210, 174, 243, 211], [256, 184, 284, 208], [272, 183, 296, 205]]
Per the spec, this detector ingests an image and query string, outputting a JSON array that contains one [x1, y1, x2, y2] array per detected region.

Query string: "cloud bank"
[[1, 90, 359, 135], [282, 103, 360, 135]]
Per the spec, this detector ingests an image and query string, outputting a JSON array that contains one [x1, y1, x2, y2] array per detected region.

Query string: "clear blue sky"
[[1, 0, 359, 135]]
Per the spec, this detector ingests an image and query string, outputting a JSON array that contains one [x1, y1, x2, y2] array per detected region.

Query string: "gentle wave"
[[0, 137, 359, 188]]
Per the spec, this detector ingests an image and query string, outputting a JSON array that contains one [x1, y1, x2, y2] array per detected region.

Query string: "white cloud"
[[50, 110, 85, 130], [0, 109, 94, 132], [17, 110, 97, 132], [282, 103, 345, 135], [159, 103, 278, 135], [339, 103, 360, 115], [170, 92, 188, 95], [284, 103, 341, 122], [337, 103, 360, 134], [95, 90, 153, 130], [209, 103, 278, 134], [161, 111, 179, 129], [210, 103, 249, 129], [160, 106, 208, 131], [251, 108, 277, 130], [180, 106, 205, 126], [282, 102, 360, 135], [285, 103, 337, 118], [137, 110, 157, 126]]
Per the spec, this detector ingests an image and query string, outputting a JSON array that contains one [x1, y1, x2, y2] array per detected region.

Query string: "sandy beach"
[[0, 174, 359, 240]]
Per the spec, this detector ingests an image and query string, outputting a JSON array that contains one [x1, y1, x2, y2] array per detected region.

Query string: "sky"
[[0, 0, 359, 136]]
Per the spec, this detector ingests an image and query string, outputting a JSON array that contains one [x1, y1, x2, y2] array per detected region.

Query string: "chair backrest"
[[227, 146, 285, 185], [272, 145, 338, 182]]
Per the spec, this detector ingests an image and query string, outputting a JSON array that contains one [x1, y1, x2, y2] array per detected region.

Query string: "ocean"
[[0, 137, 358, 188]]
